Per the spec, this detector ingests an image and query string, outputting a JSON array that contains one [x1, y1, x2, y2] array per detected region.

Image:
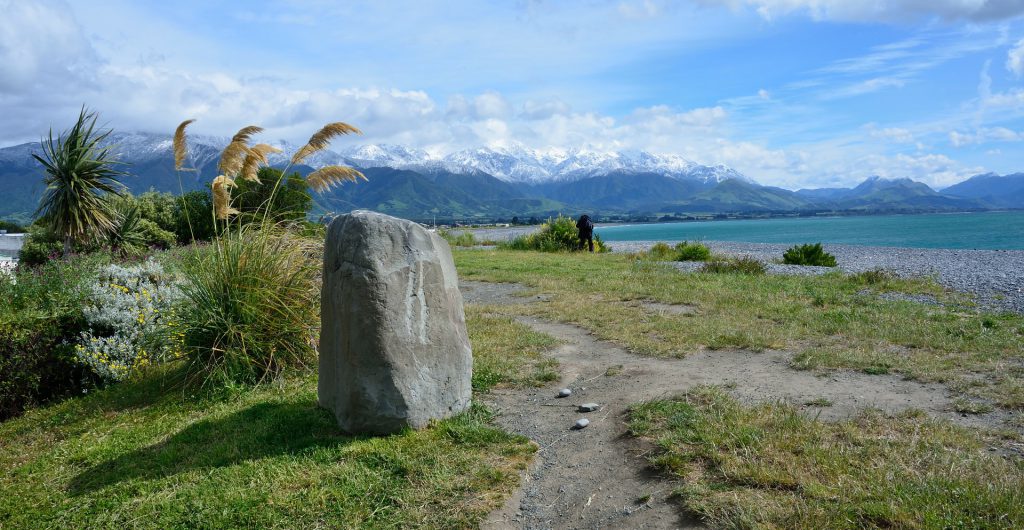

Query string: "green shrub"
[[17, 225, 64, 266], [0, 253, 108, 419], [233, 167, 313, 223], [700, 256, 766, 275], [783, 243, 837, 267], [499, 215, 609, 253], [647, 242, 675, 260], [0, 220, 25, 233], [175, 226, 320, 385], [173, 191, 216, 244], [674, 241, 711, 262]]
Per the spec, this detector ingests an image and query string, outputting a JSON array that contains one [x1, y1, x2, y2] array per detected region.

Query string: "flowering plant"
[[74, 259, 182, 381]]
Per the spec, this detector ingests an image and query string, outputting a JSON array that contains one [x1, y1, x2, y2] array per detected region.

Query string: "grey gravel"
[[578, 403, 600, 412], [611, 240, 1024, 314], [572, 418, 590, 429], [557, 388, 572, 398]]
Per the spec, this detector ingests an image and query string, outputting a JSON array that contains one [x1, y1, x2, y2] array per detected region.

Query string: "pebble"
[[573, 418, 590, 429], [578, 403, 600, 412], [557, 388, 572, 398]]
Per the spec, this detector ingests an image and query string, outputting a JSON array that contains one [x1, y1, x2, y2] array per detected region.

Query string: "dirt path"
[[462, 281, 1014, 529]]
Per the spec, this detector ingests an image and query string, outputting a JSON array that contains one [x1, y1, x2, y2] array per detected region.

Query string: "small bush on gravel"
[[674, 241, 711, 261], [647, 242, 675, 260], [783, 243, 837, 267], [700, 256, 766, 275], [500, 215, 609, 253]]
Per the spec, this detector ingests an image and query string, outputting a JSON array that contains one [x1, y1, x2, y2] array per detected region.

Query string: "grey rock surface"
[[573, 418, 590, 429], [319, 210, 473, 435], [558, 388, 572, 398], [578, 403, 600, 412]]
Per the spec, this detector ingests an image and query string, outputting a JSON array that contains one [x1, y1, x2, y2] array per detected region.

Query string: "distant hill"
[[798, 176, 987, 211], [674, 179, 812, 212], [0, 133, 1018, 222], [942, 173, 1024, 208]]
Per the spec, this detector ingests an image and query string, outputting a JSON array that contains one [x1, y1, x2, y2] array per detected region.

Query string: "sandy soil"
[[462, 281, 1019, 530]]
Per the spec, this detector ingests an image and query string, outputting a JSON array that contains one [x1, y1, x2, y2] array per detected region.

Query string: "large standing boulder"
[[319, 210, 473, 434]]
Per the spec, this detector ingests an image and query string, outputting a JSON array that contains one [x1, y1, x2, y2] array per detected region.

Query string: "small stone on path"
[[573, 418, 590, 429], [558, 388, 572, 398], [579, 403, 600, 412]]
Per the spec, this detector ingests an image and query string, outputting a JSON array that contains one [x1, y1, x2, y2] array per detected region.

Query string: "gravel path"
[[465, 281, 1019, 529]]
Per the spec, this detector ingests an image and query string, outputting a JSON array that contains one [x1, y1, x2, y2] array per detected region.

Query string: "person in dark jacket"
[[576, 214, 594, 252]]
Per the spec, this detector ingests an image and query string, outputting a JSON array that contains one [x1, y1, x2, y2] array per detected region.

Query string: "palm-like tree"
[[34, 107, 126, 256]]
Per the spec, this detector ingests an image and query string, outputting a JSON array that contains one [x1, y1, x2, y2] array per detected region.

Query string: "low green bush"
[[647, 242, 675, 260], [700, 256, 766, 275], [499, 215, 609, 253], [674, 241, 711, 261], [783, 243, 837, 267]]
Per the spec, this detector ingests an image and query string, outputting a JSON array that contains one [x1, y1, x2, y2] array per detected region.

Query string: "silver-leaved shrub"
[[75, 259, 182, 381]]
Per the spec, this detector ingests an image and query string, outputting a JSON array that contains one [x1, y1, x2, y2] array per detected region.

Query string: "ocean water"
[[595, 211, 1024, 250]]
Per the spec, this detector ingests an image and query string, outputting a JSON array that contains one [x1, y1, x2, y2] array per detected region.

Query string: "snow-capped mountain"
[[1, 131, 754, 186], [333, 143, 754, 185]]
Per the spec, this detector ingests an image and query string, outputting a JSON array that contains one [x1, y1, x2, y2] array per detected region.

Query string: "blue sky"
[[2, 0, 1024, 189]]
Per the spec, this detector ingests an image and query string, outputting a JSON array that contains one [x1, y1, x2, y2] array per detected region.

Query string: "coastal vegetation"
[[499, 214, 610, 252], [645, 240, 713, 262], [453, 249, 1024, 410], [783, 242, 838, 267], [629, 386, 1023, 528]]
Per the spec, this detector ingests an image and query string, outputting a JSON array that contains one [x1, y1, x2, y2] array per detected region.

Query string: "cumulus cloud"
[[1007, 39, 1024, 77], [700, 0, 1024, 22]]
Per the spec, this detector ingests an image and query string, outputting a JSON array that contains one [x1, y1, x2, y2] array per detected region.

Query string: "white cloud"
[[700, 0, 1024, 22], [1007, 38, 1024, 77], [866, 125, 915, 143], [949, 126, 1022, 146]]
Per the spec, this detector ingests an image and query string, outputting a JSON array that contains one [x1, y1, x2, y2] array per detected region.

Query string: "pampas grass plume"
[[306, 165, 366, 193], [174, 119, 195, 170], [212, 175, 240, 220], [291, 122, 362, 164]]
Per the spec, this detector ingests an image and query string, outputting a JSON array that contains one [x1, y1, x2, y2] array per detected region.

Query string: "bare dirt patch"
[[468, 281, 1016, 529]]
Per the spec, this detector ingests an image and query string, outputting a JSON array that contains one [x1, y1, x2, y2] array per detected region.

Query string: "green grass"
[[453, 249, 1024, 409], [467, 307, 560, 391], [629, 387, 1024, 529], [0, 304, 560, 529]]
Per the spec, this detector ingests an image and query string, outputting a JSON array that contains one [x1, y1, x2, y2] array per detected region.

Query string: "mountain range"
[[0, 132, 1019, 223]]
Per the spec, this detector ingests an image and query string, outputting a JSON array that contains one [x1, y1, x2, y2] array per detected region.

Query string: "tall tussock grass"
[[176, 226, 319, 384], [173, 119, 362, 385]]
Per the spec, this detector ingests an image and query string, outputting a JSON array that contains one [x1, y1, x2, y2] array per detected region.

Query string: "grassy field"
[[0, 308, 553, 529], [454, 249, 1024, 410], [630, 386, 1024, 529]]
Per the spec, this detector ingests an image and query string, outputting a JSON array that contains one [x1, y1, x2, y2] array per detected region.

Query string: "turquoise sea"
[[595, 211, 1024, 250]]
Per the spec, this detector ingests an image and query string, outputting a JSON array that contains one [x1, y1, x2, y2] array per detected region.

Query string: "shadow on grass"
[[69, 400, 349, 495]]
